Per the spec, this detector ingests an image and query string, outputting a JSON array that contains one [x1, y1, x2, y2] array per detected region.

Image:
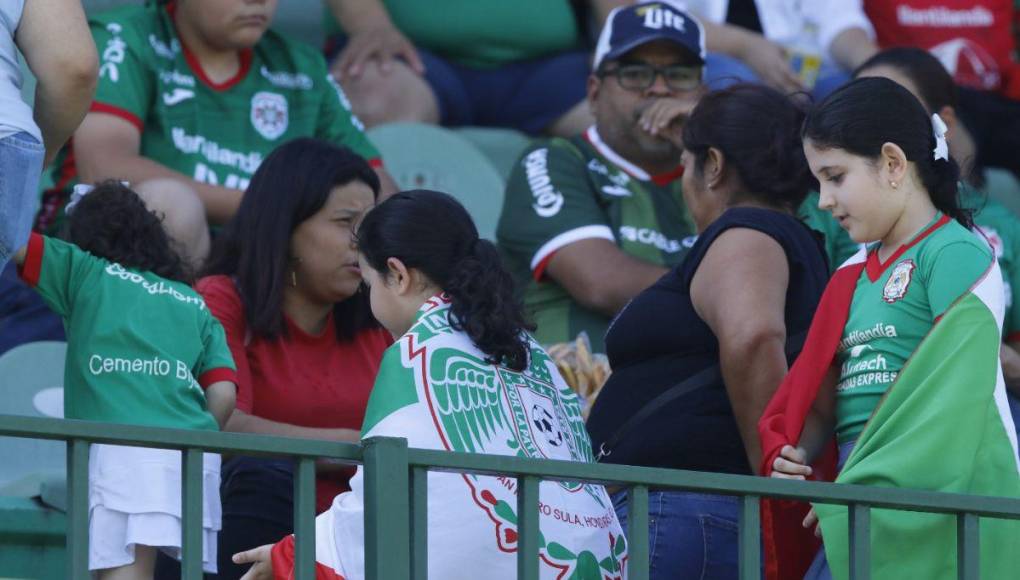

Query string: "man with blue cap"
[[498, 1, 705, 352]]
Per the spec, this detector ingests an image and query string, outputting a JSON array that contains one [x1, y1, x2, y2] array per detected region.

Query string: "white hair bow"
[[64, 183, 95, 215], [931, 113, 949, 162]]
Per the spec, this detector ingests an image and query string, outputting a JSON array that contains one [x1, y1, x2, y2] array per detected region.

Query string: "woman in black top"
[[586, 84, 829, 579]]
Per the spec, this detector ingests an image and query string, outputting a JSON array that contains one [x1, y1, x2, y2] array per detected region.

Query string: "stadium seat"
[[367, 123, 506, 240], [0, 342, 67, 496], [455, 127, 533, 182]]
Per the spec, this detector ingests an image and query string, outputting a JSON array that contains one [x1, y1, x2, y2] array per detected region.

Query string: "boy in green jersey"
[[15, 181, 236, 578], [38, 0, 396, 265]]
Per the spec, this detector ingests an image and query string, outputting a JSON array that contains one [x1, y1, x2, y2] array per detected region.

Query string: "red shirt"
[[864, 0, 1020, 98], [196, 275, 391, 511]]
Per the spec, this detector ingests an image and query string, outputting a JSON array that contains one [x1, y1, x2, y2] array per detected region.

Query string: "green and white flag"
[[300, 295, 626, 579], [815, 261, 1020, 579]]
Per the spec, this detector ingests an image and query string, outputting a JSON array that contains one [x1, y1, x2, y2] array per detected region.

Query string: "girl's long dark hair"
[[356, 190, 533, 371], [66, 180, 190, 283], [803, 77, 971, 228], [202, 138, 380, 341]]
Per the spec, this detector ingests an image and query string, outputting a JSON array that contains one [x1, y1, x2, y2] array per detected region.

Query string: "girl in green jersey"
[[14, 181, 237, 579]]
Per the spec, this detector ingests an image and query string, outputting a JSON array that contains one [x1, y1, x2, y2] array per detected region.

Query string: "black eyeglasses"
[[598, 63, 702, 91]]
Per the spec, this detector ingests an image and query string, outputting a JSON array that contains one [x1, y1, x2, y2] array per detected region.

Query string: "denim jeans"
[[612, 488, 740, 580], [0, 131, 44, 266], [704, 53, 851, 101]]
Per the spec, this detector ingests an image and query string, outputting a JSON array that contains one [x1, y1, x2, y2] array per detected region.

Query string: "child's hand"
[[769, 444, 812, 479], [234, 544, 274, 580]]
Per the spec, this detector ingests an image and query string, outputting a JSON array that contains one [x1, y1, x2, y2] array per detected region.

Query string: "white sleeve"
[[809, 0, 875, 57]]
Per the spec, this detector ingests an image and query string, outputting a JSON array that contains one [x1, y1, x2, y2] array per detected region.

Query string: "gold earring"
[[890, 181, 898, 189]]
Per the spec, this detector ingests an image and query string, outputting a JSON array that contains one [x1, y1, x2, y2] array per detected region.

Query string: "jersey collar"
[[166, 1, 254, 92], [584, 126, 684, 186], [865, 213, 950, 282]]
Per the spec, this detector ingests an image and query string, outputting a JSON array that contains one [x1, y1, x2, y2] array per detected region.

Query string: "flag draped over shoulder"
[[271, 295, 627, 580], [759, 253, 1020, 580]]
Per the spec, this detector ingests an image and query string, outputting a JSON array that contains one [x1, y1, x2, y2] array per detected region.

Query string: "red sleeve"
[[196, 276, 254, 412], [17, 233, 45, 287], [198, 368, 238, 389], [270, 534, 346, 580], [89, 102, 144, 132]]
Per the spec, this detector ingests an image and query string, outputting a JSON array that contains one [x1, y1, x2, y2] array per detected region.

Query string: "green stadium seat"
[[367, 123, 506, 240], [0, 342, 67, 497], [455, 127, 533, 182]]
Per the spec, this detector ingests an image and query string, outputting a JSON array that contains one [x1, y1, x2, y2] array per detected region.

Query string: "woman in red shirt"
[[192, 139, 390, 580]]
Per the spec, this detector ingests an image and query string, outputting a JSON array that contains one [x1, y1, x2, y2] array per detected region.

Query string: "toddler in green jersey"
[[13, 181, 237, 580]]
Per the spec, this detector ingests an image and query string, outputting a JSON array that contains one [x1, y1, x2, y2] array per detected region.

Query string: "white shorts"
[[88, 444, 221, 573]]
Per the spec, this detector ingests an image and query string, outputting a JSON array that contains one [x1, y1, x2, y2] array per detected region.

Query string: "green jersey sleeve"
[[925, 240, 993, 319], [21, 235, 98, 317], [195, 312, 237, 386], [497, 140, 615, 277], [91, 17, 154, 128], [317, 74, 380, 163]]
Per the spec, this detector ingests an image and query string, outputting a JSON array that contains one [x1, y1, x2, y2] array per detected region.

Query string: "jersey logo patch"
[[251, 91, 289, 141], [883, 259, 916, 303], [162, 88, 195, 106]]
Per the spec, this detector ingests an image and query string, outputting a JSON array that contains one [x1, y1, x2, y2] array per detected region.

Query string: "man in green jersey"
[[497, 2, 705, 351], [37, 0, 396, 265]]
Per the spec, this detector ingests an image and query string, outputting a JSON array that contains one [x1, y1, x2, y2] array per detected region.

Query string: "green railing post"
[[293, 457, 317, 580], [66, 438, 90, 580], [849, 503, 871, 580], [739, 495, 760, 580], [181, 447, 204, 579], [517, 475, 541, 580], [957, 512, 980, 580], [411, 466, 429, 580], [363, 437, 410, 580], [627, 486, 650, 580]]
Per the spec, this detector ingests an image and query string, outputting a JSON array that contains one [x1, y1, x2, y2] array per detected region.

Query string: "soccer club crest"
[[883, 259, 916, 303], [250, 91, 288, 140]]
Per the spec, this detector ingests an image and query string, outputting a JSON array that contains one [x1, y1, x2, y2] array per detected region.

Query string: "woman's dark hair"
[[356, 190, 534, 372], [681, 83, 814, 211], [66, 180, 190, 283], [202, 138, 381, 341], [803, 77, 971, 228], [854, 47, 958, 113]]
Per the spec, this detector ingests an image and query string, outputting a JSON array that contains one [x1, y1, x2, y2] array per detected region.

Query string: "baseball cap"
[[593, 1, 706, 70]]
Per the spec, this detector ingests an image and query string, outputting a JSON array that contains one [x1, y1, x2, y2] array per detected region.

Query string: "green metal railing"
[[3, 413, 1020, 580]]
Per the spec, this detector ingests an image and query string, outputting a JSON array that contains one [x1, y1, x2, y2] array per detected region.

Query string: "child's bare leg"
[[96, 544, 156, 580]]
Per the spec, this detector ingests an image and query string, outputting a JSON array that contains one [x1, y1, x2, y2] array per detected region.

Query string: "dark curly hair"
[[682, 83, 814, 211], [65, 180, 190, 283], [355, 190, 534, 371]]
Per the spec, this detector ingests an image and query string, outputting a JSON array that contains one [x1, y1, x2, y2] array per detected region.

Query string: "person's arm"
[[72, 113, 243, 223], [205, 381, 236, 429], [699, 20, 804, 93], [1001, 342, 1020, 396], [690, 228, 791, 471], [827, 27, 878, 71], [15, 0, 99, 167], [546, 239, 667, 317], [225, 409, 360, 442], [325, 0, 423, 79]]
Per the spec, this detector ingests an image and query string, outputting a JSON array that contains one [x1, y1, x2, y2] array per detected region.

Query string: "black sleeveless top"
[[586, 207, 829, 475]]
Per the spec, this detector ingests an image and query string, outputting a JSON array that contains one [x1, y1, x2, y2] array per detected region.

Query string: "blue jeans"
[[0, 131, 44, 266], [612, 489, 740, 580], [704, 53, 851, 101]]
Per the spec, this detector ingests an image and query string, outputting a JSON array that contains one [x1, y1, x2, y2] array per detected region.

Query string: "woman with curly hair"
[[12, 180, 237, 579]]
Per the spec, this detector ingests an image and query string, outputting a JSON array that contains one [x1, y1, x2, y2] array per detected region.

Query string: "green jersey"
[[37, 2, 379, 235], [19, 234, 236, 431], [323, 0, 581, 69], [963, 185, 1020, 340], [497, 127, 696, 351], [834, 215, 992, 443], [798, 192, 861, 272]]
